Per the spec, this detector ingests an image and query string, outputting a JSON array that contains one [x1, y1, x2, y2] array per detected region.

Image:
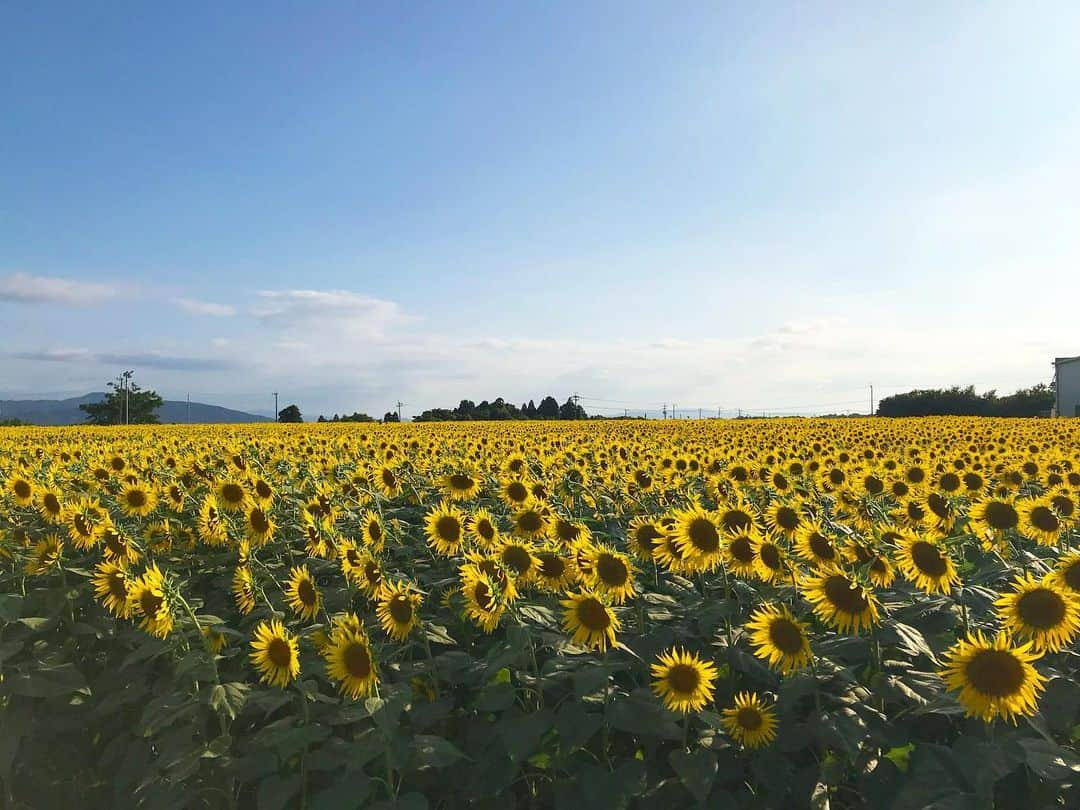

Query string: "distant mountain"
[[0, 393, 272, 425]]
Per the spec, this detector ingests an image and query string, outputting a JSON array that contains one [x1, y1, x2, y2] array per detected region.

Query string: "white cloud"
[[0, 272, 118, 305], [174, 298, 236, 317], [252, 289, 411, 340]]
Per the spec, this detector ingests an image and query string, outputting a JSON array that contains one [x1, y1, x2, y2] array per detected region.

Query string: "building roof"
[[1055, 356, 1080, 367]]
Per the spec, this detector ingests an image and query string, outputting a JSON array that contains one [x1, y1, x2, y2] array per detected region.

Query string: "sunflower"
[[894, 531, 960, 594], [215, 478, 247, 513], [626, 516, 663, 561], [460, 567, 507, 633], [969, 497, 1020, 540], [499, 478, 533, 508], [164, 482, 186, 511], [323, 618, 379, 699], [585, 545, 637, 604], [372, 464, 402, 499], [92, 560, 132, 618], [803, 569, 881, 633], [718, 527, 758, 578], [746, 604, 813, 673], [101, 525, 141, 565], [233, 565, 257, 615], [511, 503, 551, 540], [36, 487, 64, 524], [672, 505, 724, 571], [534, 544, 578, 591], [203, 626, 228, 654], [250, 619, 300, 688], [285, 565, 322, 621], [750, 533, 790, 584], [66, 497, 109, 549], [425, 502, 467, 557], [721, 692, 778, 748], [360, 510, 386, 551], [650, 648, 719, 713], [1016, 498, 1062, 546], [250, 476, 275, 506], [24, 534, 63, 576], [560, 589, 619, 651], [119, 481, 157, 517], [1050, 553, 1080, 596], [441, 470, 481, 501], [356, 551, 385, 599], [940, 631, 1045, 723], [995, 572, 1080, 652], [244, 499, 277, 545], [460, 509, 497, 550], [717, 500, 756, 535], [198, 497, 228, 546], [129, 564, 174, 638], [764, 499, 804, 538], [6, 475, 34, 507], [376, 580, 423, 641], [843, 540, 895, 588], [793, 522, 840, 569], [497, 538, 539, 585]]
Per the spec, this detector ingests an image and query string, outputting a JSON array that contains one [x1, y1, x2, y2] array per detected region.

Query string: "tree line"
[[414, 396, 587, 422], [875, 383, 1054, 417]]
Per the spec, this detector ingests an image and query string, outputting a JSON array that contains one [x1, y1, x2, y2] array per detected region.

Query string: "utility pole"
[[186, 393, 191, 424], [396, 400, 405, 421], [273, 392, 279, 422], [121, 370, 133, 425], [869, 384, 874, 416], [624, 408, 628, 418], [698, 408, 702, 420], [662, 404, 667, 420]]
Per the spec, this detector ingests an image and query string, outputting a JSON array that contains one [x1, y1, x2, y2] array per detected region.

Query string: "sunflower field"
[[2, 418, 1080, 809]]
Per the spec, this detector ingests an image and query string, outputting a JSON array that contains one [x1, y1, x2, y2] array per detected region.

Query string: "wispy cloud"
[[0, 272, 118, 305], [174, 298, 236, 317], [10, 348, 231, 372], [252, 289, 412, 339]]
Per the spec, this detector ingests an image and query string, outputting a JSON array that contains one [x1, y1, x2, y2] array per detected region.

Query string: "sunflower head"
[[721, 692, 778, 748], [650, 648, 719, 713]]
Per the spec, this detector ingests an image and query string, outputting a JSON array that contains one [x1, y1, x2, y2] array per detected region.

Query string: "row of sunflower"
[[1, 418, 1079, 807]]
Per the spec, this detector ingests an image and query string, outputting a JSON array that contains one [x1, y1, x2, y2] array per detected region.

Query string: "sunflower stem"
[[421, 625, 441, 701]]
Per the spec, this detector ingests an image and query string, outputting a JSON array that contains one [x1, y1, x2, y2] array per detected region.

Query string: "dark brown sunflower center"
[[910, 541, 948, 577], [140, 591, 163, 618], [769, 617, 805, 654], [984, 502, 1019, 531], [1051, 496, 1075, 519], [828, 469, 846, 486], [43, 493, 60, 513], [864, 476, 884, 495], [729, 536, 754, 563], [964, 649, 1025, 697], [255, 480, 272, 498], [667, 663, 700, 694], [737, 707, 763, 730], [381, 469, 397, 488], [220, 484, 244, 504], [556, 521, 580, 543], [759, 544, 782, 570], [298, 579, 317, 605], [687, 518, 720, 552], [476, 519, 495, 541], [249, 509, 270, 533], [506, 482, 528, 502], [596, 554, 628, 587], [927, 493, 949, 519], [108, 573, 127, 599], [501, 545, 533, 574], [577, 598, 611, 631], [808, 533, 834, 560], [364, 562, 381, 585], [343, 642, 371, 678], [634, 470, 653, 488], [1029, 506, 1059, 534], [538, 553, 566, 578], [74, 515, 91, 536], [449, 474, 475, 491], [1065, 562, 1080, 592], [126, 490, 147, 508], [473, 581, 496, 610], [775, 507, 799, 530], [721, 510, 753, 533], [772, 473, 789, 490], [939, 473, 960, 492], [1016, 588, 1066, 629], [388, 595, 413, 623], [823, 575, 869, 614], [516, 511, 543, 533], [268, 638, 293, 668], [345, 548, 361, 565], [436, 516, 461, 543]]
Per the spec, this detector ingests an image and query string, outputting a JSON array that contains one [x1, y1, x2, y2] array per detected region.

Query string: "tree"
[[876, 383, 1054, 418], [559, 397, 587, 420], [278, 404, 303, 423], [80, 373, 163, 425], [526, 400, 537, 418], [536, 396, 560, 419], [383, 411, 400, 423]]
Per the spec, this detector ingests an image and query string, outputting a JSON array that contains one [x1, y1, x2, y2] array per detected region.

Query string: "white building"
[[1054, 356, 1080, 417]]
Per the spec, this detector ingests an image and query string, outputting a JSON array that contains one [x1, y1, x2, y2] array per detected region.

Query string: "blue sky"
[[2, 2, 1078, 418]]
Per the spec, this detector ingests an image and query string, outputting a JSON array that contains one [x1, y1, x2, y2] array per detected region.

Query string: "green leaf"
[[555, 703, 602, 752], [608, 689, 681, 740], [412, 734, 466, 768], [209, 681, 250, 721], [310, 771, 371, 810], [884, 743, 914, 773], [475, 681, 516, 712], [1018, 738, 1080, 780], [5, 662, 88, 697], [498, 709, 554, 762], [256, 773, 301, 810], [669, 748, 717, 805]]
